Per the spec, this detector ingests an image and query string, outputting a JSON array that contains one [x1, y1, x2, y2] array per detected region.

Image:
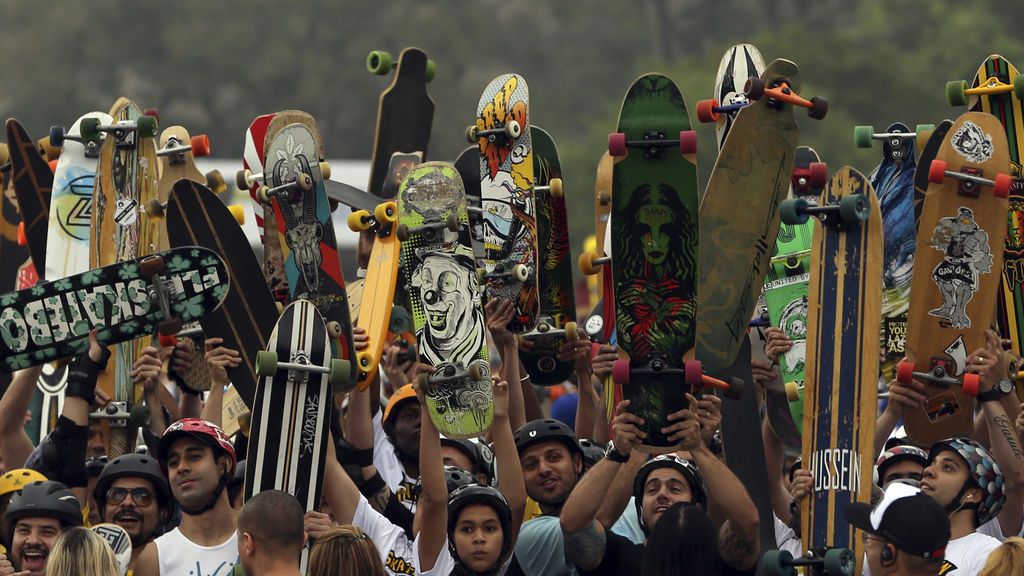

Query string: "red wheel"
[[696, 99, 719, 123], [16, 222, 26, 246], [994, 173, 1012, 198], [962, 373, 980, 396], [684, 360, 702, 387], [679, 130, 697, 155], [928, 159, 947, 184], [808, 162, 827, 186], [158, 334, 177, 348], [608, 133, 628, 157], [190, 134, 211, 157], [612, 359, 631, 385], [896, 361, 915, 384]]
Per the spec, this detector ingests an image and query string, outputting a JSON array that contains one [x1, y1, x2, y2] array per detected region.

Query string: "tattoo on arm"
[[993, 415, 1024, 460], [563, 521, 607, 572], [718, 520, 756, 570], [368, 486, 391, 513]]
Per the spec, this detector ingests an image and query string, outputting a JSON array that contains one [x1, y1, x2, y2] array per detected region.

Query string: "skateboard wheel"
[[548, 178, 563, 198], [446, 213, 460, 232], [784, 381, 801, 403], [760, 549, 793, 576], [504, 120, 522, 139], [928, 159, 947, 184], [347, 210, 372, 232], [326, 321, 342, 338], [329, 359, 351, 391], [227, 204, 245, 225], [743, 76, 765, 101], [807, 96, 828, 120], [255, 350, 279, 376], [319, 161, 331, 180], [608, 132, 627, 157], [915, 123, 936, 134], [823, 548, 855, 576], [356, 350, 373, 370], [296, 173, 313, 192], [476, 267, 487, 285], [808, 162, 827, 186], [465, 125, 480, 143], [779, 198, 809, 226], [206, 170, 227, 195], [468, 362, 484, 381], [136, 115, 158, 138], [366, 50, 393, 75], [565, 321, 578, 341], [158, 334, 177, 348], [896, 360, 915, 384], [695, 98, 719, 123], [679, 130, 697, 155], [1014, 74, 1024, 100], [139, 255, 165, 276], [128, 405, 151, 427], [425, 58, 436, 83], [16, 222, 26, 246], [853, 125, 874, 148], [190, 134, 211, 157], [396, 224, 410, 242], [512, 264, 529, 282], [143, 108, 159, 121], [144, 198, 165, 218], [946, 79, 969, 107], [962, 372, 980, 396], [80, 117, 101, 142], [579, 251, 600, 276], [157, 317, 183, 337], [236, 169, 252, 191], [390, 305, 412, 334], [683, 360, 702, 388], [49, 126, 66, 147], [839, 194, 870, 223], [375, 202, 398, 225], [994, 173, 1012, 198], [256, 185, 271, 204], [612, 359, 631, 385]]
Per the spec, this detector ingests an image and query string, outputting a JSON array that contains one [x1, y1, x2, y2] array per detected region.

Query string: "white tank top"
[[154, 526, 239, 576]]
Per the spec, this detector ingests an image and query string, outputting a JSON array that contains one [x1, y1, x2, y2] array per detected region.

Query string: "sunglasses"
[[106, 487, 154, 506]]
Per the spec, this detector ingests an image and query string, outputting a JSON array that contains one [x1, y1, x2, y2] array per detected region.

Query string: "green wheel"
[[853, 125, 873, 148], [389, 305, 412, 334], [425, 59, 436, 83], [839, 194, 870, 223], [1014, 74, 1024, 100], [128, 405, 150, 427], [915, 123, 936, 134], [255, 350, 278, 377], [367, 50, 393, 75], [779, 198, 809, 226], [759, 549, 793, 576], [823, 548, 855, 576], [137, 115, 158, 138], [946, 79, 969, 107], [328, 359, 352, 391], [80, 118, 101, 142]]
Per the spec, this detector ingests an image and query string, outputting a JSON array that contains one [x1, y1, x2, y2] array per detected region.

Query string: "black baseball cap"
[[844, 482, 950, 559]]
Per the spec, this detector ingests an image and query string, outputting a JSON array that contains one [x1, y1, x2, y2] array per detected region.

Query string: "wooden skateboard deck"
[[713, 43, 766, 148], [264, 122, 356, 388], [0, 246, 228, 371], [6, 119, 52, 283], [697, 59, 802, 373], [165, 179, 279, 407], [396, 162, 492, 439], [914, 120, 954, 228], [902, 112, 1011, 445], [473, 73, 539, 333], [520, 127, 576, 385], [247, 299, 335, 573], [609, 73, 698, 452], [0, 146, 25, 400], [367, 47, 434, 198], [797, 166, 881, 574]]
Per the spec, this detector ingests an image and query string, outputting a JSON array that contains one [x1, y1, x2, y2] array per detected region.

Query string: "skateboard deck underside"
[[714, 43, 766, 148]]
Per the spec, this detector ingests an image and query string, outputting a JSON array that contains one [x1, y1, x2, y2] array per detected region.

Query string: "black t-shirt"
[[579, 530, 756, 576]]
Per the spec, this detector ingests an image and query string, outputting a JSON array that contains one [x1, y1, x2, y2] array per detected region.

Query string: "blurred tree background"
[[3, 0, 1022, 251]]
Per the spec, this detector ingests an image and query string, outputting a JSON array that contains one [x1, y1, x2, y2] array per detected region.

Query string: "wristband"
[[359, 471, 387, 498]]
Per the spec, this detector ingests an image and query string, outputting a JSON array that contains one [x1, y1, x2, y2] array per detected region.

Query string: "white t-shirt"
[[938, 532, 1001, 576], [373, 410, 420, 512], [773, 515, 802, 557], [153, 527, 239, 576], [352, 494, 419, 575], [415, 535, 512, 576]]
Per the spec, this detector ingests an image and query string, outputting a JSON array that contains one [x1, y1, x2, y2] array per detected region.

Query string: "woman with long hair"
[[44, 527, 119, 576], [308, 525, 386, 576], [979, 537, 1024, 576]]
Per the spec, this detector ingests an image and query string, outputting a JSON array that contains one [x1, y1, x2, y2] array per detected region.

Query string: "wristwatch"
[[604, 440, 630, 463], [978, 378, 1015, 403]]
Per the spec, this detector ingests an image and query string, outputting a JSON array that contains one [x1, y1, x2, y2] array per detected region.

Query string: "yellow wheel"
[[549, 178, 563, 198], [227, 205, 245, 224], [579, 251, 600, 276], [565, 321, 578, 341], [327, 321, 342, 337], [356, 350, 374, 370], [319, 161, 331, 180], [375, 202, 398, 224], [348, 210, 372, 232], [784, 381, 801, 403], [206, 170, 227, 195]]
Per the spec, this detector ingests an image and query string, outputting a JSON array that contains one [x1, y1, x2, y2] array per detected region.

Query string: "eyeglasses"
[[862, 533, 885, 545], [106, 487, 154, 506]]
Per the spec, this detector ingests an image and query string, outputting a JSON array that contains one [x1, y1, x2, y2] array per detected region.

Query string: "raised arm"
[[486, 298, 526, 432], [0, 365, 40, 470], [413, 384, 447, 572], [490, 380, 526, 541]]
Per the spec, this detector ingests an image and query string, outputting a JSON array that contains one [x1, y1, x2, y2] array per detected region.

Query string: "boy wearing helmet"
[[93, 454, 175, 569], [3, 480, 81, 576], [134, 419, 239, 576]]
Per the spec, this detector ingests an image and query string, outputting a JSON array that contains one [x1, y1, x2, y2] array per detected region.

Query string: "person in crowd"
[[93, 454, 175, 569], [42, 526, 119, 576], [3, 480, 82, 576], [236, 490, 306, 576], [307, 525, 386, 576], [978, 537, 1024, 576]]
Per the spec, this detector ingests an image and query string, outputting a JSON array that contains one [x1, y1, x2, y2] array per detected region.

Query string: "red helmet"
[[158, 419, 236, 475]]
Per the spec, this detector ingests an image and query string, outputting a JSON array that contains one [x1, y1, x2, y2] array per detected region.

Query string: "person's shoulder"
[[961, 531, 1002, 549]]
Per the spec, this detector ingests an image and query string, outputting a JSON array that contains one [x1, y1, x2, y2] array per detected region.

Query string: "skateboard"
[[366, 48, 434, 198], [711, 43, 766, 147], [780, 166, 880, 575], [260, 121, 356, 390], [761, 548, 855, 576], [519, 127, 577, 386], [470, 73, 539, 333], [854, 123, 925, 380], [396, 162, 492, 439], [250, 299, 343, 574], [155, 126, 224, 217], [948, 55, 1024, 357], [165, 179, 279, 408], [346, 199, 399, 389], [0, 246, 228, 371], [914, 120, 954, 228], [0, 145, 24, 397], [242, 113, 276, 273], [899, 112, 1011, 446], [6, 119, 52, 285], [453, 145, 486, 259], [697, 59, 824, 373], [91, 523, 132, 576], [607, 73, 701, 452]]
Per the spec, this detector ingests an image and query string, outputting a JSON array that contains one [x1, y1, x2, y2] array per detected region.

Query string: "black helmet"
[[444, 466, 475, 494], [441, 437, 495, 483], [513, 419, 581, 457], [875, 445, 928, 488], [633, 455, 707, 533], [5, 481, 82, 529], [85, 457, 109, 478], [577, 438, 605, 469], [94, 453, 172, 511], [447, 484, 513, 560]]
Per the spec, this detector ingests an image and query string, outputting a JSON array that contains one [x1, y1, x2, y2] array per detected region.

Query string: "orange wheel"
[[962, 373, 980, 396], [896, 361, 915, 384], [190, 134, 211, 157], [695, 99, 719, 123], [16, 222, 26, 246], [158, 334, 177, 348], [994, 173, 1012, 198], [928, 160, 947, 184]]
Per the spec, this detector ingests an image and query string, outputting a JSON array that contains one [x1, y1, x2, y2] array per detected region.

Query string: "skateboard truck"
[[79, 116, 159, 147], [156, 134, 211, 164], [396, 212, 460, 242], [792, 161, 829, 195], [48, 125, 103, 158], [366, 49, 436, 83], [779, 194, 870, 229], [139, 255, 184, 338], [744, 77, 828, 120], [853, 125, 935, 160], [896, 360, 980, 396], [607, 129, 697, 159], [947, 74, 1024, 107], [255, 174, 314, 204], [611, 354, 744, 400], [157, 326, 204, 349], [418, 361, 486, 389], [927, 160, 1011, 198], [534, 178, 563, 198], [89, 402, 151, 429], [578, 251, 611, 276], [255, 349, 352, 391], [465, 121, 522, 144], [760, 548, 854, 576], [694, 98, 749, 123], [477, 261, 530, 284]]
